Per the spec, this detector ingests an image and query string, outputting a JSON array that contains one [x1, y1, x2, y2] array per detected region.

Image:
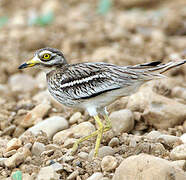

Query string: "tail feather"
[[126, 59, 186, 81], [130, 60, 186, 74]]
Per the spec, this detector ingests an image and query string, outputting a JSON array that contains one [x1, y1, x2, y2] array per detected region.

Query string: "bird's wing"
[[56, 59, 186, 100], [58, 63, 136, 100]]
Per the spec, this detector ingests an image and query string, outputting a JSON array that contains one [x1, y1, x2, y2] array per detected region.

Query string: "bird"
[[18, 47, 186, 157]]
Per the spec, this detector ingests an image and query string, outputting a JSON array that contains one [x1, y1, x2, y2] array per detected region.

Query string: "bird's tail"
[[127, 59, 186, 80], [130, 60, 186, 73]]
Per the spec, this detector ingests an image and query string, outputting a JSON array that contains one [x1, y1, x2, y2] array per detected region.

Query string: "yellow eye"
[[42, 53, 51, 60]]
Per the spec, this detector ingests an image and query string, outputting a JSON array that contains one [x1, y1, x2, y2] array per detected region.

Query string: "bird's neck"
[[43, 64, 68, 74]]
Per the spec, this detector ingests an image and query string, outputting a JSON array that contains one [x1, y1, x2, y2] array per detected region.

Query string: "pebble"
[[87, 172, 103, 180], [170, 144, 186, 160], [53, 122, 95, 143], [20, 102, 51, 128], [146, 130, 162, 140], [67, 170, 79, 180], [63, 138, 76, 148], [101, 156, 118, 171], [8, 73, 36, 92], [5, 138, 22, 152], [180, 133, 186, 144], [37, 166, 60, 180], [69, 112, 82, 124], [157, 134, 182, 148], [109, 137, 120, 147], [50, 162, 63, 172], [33, 90, 51, 104], [22, 173, 33, 180], [3, 149, 17, 158], [78, 152, 88, 159], [31, 142, 45, 156], [89, 146, 114, 159], [0, 158, 6, 166], [4, 147, 31, 168], [127, 85, 186, 129], [0, 125, 16, 136], [109, 109, 134, 135], [113, 154, 186, 180], [170, 160, 186, 170], [23, 116, 68, 139]]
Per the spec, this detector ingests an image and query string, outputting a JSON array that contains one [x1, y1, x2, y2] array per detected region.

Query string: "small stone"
[[72, 122, 95, 137], [23, 116, 68, 139], [109, 137, 119, 147], [180, 133, 186, 144], [24, 143, 32, 150], [69, 112, 82, 124], [8, 73, 36, 92], [53, 130, 73, 144], [20, 102, 51, 128], [0, 158, 6, 166], [170, 160, 186, 170], [1, 125, 16, 136], [129, 139, 137, 148], [50, 162, 63, 172], [78, 152, 88, 159], [6, 138, 22, 152], [4, 147, 31, 168], [13, 126, 25, 137], [22, 173, 33, 180], [53, 122, 95, 143], [157, 135, 182, 148], [62, 155, 75, 163], [33, 90, 51, 104], [31, 142, 45, 156], [101, 156, 118, 171], [3, 149, 17, 158], [37, 166, 60, 180], [109, 109, 134, 135], [87, 172, 103, 180], [89, 146, 114, 159], [67, 170, 79, 180], [146, 130, 162, 140], [63, 138, 76, 148], [170, 144, 186, 160]]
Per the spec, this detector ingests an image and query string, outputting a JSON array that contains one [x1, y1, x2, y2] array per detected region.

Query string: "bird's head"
[[18, 47, 67, 70]]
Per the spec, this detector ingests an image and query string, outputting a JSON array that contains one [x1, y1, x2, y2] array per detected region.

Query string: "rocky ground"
[[0, 0, 186, 179]]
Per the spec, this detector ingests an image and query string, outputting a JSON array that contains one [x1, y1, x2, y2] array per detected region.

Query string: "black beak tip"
[[18, 63, 27, 69]]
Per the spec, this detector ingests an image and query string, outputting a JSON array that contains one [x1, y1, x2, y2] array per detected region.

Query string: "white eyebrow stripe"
[[39, 50, 53, 57], [61, 74, 105, 88]]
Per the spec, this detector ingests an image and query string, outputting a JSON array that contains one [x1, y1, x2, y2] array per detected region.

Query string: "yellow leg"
[[94, 115, 104, 157], [71, 129, 99, 154], [71, 114, 112, 157], [104, 114, 112, 132]]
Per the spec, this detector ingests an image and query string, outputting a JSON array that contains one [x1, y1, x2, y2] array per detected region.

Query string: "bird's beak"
[[18, 58, 40, 69]]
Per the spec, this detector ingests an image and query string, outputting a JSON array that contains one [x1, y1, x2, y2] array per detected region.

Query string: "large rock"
[[109, 109, 134, 135], [113, 154, 186, 180], [127, 85, 186, 129], [23, 116, 68, 139]]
